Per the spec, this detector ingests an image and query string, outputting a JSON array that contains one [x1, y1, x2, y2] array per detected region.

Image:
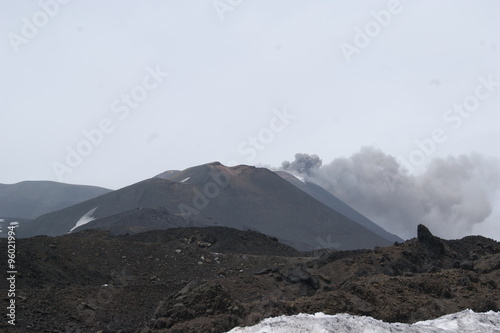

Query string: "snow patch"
[[0, 219, 4, 222], [292, 174, 306, 183], [180, 177, 190, 183], [226, 310, 500, 333], [69, 207, 98, 233]]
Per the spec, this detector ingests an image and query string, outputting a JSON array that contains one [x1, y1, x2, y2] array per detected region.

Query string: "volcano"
[[19, 162, 392, 251]]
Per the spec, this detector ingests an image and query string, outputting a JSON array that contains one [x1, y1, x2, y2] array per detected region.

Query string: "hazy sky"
[[1, 1, 499, 238]]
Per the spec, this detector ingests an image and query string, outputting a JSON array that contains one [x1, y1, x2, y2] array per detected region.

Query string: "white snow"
[[68, 207, 98, 233], [180, 177, 190, 183], [0, 219, 4, 222], [292, 174, 306, 183], [226, 310, 500, 333]]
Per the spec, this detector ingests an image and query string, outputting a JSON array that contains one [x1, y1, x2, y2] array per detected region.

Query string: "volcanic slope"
[[275, 171, 403, 243], [19, 163, 392, 251], [73, 207, 202, 235]]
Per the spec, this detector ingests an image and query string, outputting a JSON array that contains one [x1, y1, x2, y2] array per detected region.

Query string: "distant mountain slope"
[[20, 163, 392, 251], [275, 171, 403, 243], [17, 178, 194, 238], [0, 181, 111, 219], [0, 217, 31, 238]]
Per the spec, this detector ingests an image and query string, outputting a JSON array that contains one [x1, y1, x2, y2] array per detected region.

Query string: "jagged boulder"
[[417, 224, 446, 256]]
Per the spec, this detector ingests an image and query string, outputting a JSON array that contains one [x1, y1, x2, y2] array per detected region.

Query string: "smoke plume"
[[281, 148, 500, 239], [282, 153, 322, 175]]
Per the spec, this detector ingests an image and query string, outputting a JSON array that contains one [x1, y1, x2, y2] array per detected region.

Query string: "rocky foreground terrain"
[[1, 224, 499, 332]]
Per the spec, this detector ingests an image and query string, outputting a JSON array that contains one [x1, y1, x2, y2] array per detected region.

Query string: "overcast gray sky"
[[1, 1, 499, 239]]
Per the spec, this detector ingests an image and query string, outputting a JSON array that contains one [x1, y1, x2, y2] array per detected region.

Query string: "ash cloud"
[[281, 148, 500, 239], [282, 153, 322, 175]]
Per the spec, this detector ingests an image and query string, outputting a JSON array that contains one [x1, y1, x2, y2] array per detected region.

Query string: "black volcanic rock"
[[2, 225, 499, 333], [417, 224, 433, 241], [417, 224, 446, 255]]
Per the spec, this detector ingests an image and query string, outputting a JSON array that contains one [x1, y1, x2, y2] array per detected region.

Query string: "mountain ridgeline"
[[13, 163, 398, 251]]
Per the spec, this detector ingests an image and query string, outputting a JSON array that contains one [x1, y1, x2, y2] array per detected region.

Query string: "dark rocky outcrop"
[[417, 224, 446, 256], [1, 225, 499, 333]]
